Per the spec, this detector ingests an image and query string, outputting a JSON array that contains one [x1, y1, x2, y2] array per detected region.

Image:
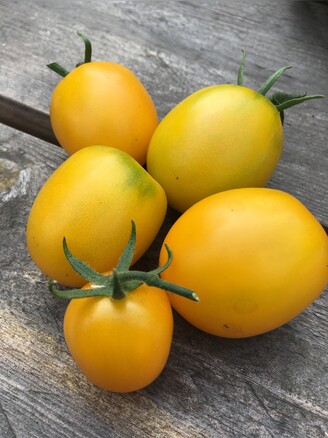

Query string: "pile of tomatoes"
[[26, 34, 327, 393]]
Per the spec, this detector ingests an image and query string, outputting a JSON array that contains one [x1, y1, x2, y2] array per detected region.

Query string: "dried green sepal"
[[49, 221, 200, 302], [235, 51, 324, 117]]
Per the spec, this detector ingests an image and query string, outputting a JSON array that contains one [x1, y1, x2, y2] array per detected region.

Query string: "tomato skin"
[[64, 283, 173, 392], [159, 188, 328, 338], [50, 61, 158, 164], [147, 85, 284, 212], [26, 146, 167, 287]]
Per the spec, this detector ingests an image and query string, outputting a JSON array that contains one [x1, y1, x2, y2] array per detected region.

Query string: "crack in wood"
[[0, 402, 17, 438], [0, 95, 59, 147]]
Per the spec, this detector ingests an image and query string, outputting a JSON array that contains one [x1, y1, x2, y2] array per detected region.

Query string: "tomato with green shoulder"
[[147, 53, 324, 212], [26, 146, 167, 287]]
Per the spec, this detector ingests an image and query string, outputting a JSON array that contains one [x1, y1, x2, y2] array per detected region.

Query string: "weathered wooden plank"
[[1, 1, 328, 436], [0, 124, 327, 438], [0, 95, 58, 146], [1, 0, 327, 118], [0, 0, 327, 230]]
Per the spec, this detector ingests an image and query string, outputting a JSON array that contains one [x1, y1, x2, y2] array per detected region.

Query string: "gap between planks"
[[0, 95, 58, 146]]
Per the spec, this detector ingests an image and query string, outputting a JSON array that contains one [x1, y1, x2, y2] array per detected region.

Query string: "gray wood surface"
[[1, 123, 328, 438], [1, 1, 328, 437], [1, 0, 327, 228]]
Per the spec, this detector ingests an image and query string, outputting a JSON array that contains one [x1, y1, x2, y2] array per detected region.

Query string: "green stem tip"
[[47, 62, 69, 77], [76, 31, 92, 67], [237, 49, 246, 86], [258, 65, 293, 96], [49, 221, 200, 302]]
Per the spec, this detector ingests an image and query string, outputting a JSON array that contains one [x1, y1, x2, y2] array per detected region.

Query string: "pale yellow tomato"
[[147, 85, 283, 212]]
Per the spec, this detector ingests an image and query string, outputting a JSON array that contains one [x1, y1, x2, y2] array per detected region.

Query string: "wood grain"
[[0, 124, 327, 438], [1, 0, 327, 118], [0, 0, 327, 229], [0, 1, 328, 436]]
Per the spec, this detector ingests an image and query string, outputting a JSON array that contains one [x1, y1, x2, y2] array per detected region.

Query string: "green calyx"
[[236, 50, 325, 122], [47, 31, 92, 77], [49, 221, 200, 302]]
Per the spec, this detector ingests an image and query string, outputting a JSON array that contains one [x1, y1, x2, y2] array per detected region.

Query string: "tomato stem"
[[47, 62, 69, 77], [47, 31, 93, 77], [237, 50, 246, 86], [49, 221, 200, 302], [111, 269, 127, 300], [75, 31, 92, 67]]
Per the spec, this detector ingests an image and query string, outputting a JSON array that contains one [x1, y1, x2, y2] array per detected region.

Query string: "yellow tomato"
[[50, 61, 158, 164], [64, 283, 173, 392], [159, 188, 328, 338], [147, 85, 283, 212], [26, 146, 167, 287]]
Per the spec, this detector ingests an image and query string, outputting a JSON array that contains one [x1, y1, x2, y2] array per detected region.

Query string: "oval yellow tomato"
[[159, 188, 328, 338], [26, 146, 167, 287], [50, 61, 158, 164], [64, 282, 173, 392], [147, 85, 284, 212]]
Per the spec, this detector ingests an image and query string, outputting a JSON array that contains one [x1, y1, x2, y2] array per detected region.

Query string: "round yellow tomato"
[[26, 146, 167, 287], [147, 85, 284, 212], [159, 188, 328, 338], [64, 282, 173, 392], [50, 61, 158, 164]]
